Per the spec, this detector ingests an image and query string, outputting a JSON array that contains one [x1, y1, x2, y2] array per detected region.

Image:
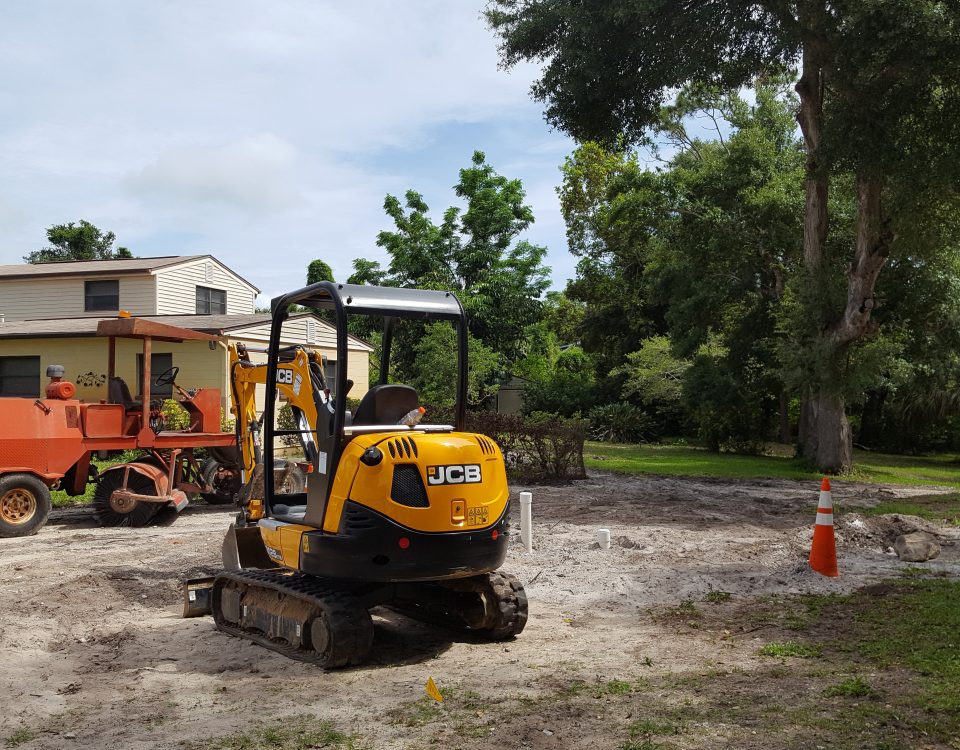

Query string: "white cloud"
[[126, 134, 301, 212], [0, 1, 574, 297]]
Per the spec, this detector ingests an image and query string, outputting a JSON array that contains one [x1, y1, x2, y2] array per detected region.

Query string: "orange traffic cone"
[[809, 477, 839, 577]]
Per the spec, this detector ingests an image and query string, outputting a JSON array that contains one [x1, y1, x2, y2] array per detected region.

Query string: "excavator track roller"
[[210, 569, 374, 668]]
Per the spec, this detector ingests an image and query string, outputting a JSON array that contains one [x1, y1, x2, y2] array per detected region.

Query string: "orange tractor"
[[0, 317, 238, 537]]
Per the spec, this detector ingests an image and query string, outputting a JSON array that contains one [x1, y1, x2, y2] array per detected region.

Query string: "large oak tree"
[[488, 0, 960, 471]]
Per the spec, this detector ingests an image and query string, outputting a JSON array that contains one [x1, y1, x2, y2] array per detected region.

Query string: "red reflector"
[[398, 537, 410, 550], [491, 530, 499, 541]]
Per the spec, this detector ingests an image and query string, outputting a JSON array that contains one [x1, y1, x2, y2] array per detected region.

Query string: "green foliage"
[[510, 321, 560, 383], [276, 403, 300, 448], [410, 323, 499, 408], [588, 402, 654, 443], [522, 346, 597, 417], [25, 219, 132, 263], [351, 151, 551, 378], [489, 0, 960, 471], [160, 399, 191, 431], [306, 259, 334, 285], [683, 349, 776, 454], [431, 410, 589, 482]]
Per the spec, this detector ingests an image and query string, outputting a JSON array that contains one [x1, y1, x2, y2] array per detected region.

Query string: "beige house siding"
[[0, 275, 157, 322], [0, 337, 228, 407], [155, 258, 257, 315]]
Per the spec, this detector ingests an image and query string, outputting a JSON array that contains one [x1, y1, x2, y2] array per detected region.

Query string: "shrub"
[[449, 409, 588, 482], [588, 402, 656, 443], [276, 403, 301, 447], [160, 399, 191, 431]]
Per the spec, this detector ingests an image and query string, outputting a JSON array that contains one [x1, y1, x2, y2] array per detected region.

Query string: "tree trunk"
[[807, 389, 853, 473], [779, 389, 791, 444]]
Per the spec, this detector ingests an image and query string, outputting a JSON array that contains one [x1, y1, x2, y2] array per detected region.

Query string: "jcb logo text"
[[427, 464, 482, 486]]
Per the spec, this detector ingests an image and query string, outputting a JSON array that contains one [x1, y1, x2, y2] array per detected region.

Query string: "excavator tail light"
[[398, 537, 411, 550]]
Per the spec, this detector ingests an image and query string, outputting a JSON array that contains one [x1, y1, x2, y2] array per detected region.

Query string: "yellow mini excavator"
[[185, 283, 527, 668]]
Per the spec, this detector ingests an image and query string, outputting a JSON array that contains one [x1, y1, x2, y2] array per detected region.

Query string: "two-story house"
[[0, 255, 371, 409]]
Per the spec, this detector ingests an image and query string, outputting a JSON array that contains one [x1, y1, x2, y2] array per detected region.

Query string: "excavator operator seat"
[[351, 384, 419, 426]]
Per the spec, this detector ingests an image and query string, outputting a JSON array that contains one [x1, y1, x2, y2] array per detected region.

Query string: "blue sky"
[[0, 1, 577, 304]]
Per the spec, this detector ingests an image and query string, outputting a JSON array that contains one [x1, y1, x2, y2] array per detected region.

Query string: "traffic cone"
[[809, 477, 839, 577]]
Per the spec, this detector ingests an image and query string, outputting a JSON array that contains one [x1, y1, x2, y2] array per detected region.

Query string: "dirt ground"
[[1, 472, 958, 750]]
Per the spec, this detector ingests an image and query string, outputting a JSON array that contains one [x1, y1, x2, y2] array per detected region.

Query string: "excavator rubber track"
[[211, 569, 374, 668], [390, 571, 529, 640]]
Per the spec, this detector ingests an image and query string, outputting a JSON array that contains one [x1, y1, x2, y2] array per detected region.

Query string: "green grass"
[[584, 441, 960, 488], [704, 590, 731, 604], [852, 580, 960, 721], [4, 729, 36, 748], [758, 640, 821, 658], [824, 677, 877, 698], [184, 716, 362, 750], [860, 492, 960, 525]]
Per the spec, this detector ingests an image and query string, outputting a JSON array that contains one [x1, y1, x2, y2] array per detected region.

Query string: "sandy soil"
[[1, 472, 957, 750]]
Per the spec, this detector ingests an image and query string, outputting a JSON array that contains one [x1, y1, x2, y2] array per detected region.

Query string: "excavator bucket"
[[222, 523, 274, 571], [182, 577, 215, 617], [181, 524, 274, 619]]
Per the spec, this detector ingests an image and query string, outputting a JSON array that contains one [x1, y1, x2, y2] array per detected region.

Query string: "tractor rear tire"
[[0, 474, 52, 537], [93, 465, 162, 527], [200, 457, 242, 505]]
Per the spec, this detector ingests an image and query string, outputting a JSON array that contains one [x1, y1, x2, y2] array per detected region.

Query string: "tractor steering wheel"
[[154, 366, 180, 387]]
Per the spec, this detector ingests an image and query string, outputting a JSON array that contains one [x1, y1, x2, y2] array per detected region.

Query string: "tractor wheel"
[[93, 466, 161, 527], [200, 457, 242, 505], [0, 474, 52, 537]]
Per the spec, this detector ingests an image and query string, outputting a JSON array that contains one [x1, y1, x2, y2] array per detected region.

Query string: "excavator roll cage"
[[262, 282, 469, 523]]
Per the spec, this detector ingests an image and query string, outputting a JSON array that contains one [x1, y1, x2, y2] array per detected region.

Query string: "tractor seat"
[[108, 376, 136, 412], [108, 376, 160, 414], [351, 384, 419, 426]]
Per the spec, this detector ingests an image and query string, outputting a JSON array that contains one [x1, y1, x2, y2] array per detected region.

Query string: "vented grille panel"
[[343, 506, 377, 531], [387, 436, 418, 459], [475, 436, 497, 454], [391, 465, 429, 508]]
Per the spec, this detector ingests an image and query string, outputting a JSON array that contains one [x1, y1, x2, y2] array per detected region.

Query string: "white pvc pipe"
[[519, 491, 533, 553], [597, 528, 611, 549]]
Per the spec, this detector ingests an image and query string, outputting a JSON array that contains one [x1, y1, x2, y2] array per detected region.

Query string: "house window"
[[136, 353, 174, 397], [324, 359, 337, 392], [196, 286, 226, 314], [0, 356, 40, 397], [85, 280, 120, 311]]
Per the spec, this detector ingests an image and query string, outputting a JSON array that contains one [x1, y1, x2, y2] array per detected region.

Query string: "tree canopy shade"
[[25, 220, 132, 263], [489, 0, 960, 472]]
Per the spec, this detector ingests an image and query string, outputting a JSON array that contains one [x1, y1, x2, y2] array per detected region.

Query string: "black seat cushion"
[[272, 493, 307, 523], [352, 384, 419, 426]]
